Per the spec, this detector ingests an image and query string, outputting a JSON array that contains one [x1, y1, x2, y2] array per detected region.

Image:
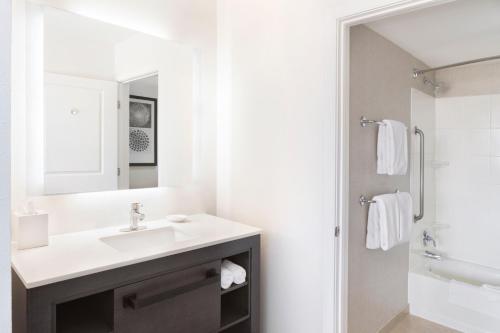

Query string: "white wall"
[[11, 0, 218, 236], [0, 0, 11, 330], [217, 1, 338, 332], [44, 7, 122, 80], [216, 1, 440, 332]]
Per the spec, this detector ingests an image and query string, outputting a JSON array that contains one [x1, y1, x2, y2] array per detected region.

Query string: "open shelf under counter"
[[221, 281, 249, 295]]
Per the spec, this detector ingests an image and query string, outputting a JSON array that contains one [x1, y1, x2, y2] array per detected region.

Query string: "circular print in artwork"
[[130, 102, 152, 128], [129, 129, 150, 152]]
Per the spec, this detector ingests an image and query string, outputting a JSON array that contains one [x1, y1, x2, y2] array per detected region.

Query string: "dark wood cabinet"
[[114, 260, 220, 333], [12, 235, 260, 333]]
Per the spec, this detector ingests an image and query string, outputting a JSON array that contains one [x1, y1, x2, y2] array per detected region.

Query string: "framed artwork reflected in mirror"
[[129, 95, 157, 166]]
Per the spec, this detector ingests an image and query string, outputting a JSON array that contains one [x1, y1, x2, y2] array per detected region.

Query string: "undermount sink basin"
[[100, 226, 195, 252]]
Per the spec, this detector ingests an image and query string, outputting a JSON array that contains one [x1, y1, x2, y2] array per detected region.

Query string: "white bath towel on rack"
[[366, 192, 413, 251], [366, 193, 399, 251], [377, 120, 408, 175], [396, 191, 413, 243]]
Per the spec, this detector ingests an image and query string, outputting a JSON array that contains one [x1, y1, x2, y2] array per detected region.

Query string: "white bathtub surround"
[[377, 120, 408, 175], [409, 90, 500, 333], [428, 257, 500, 287], [449, 280, 500, 320], [434, 94, 500, 270], [410, 89, 500, 329], [409, 272, 500, 333], [12, 214, 261, 288]]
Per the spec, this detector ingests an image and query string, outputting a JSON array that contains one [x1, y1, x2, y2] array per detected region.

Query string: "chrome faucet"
[[121, 202, 146, 232], [423, 250, 442, 260], [423, 230, 436, 247]]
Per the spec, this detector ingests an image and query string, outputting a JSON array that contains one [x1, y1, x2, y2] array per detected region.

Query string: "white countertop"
[[11, 214, 261, 289]]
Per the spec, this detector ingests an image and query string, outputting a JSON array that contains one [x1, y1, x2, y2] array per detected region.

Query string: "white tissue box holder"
[[14, 212, 49, 250]]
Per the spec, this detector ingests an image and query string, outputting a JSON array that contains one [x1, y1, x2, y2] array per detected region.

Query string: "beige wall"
[[436, 60, 500, 97], [348, 25, 435, 333]]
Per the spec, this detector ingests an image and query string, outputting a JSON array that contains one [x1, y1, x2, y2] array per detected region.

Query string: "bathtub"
[[409, 254, 500, 333], [427, 256, 500, 287]]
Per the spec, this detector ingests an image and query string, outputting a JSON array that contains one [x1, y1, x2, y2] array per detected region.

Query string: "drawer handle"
[[123, 270, 220, 310]]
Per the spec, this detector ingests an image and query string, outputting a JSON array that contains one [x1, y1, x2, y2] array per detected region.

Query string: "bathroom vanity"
[[12, 215, 261, 333], [11, 4, 260, 332]]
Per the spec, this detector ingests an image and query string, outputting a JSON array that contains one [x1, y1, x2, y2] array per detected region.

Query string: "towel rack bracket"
[[359, 195, 375, 206], [360, 116, 384, 127]]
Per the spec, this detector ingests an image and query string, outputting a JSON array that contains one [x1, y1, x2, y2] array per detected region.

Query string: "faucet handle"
[[131, 202, 142, 210]]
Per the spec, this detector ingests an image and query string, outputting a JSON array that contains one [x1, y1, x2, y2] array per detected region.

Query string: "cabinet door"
[[114, 261, 220, 333]]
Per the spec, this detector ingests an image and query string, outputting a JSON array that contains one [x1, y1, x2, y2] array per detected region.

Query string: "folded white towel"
[[366, 199, 381, 250], [221, 267, 234, 289], [222, 260, 246, 285], [396, 192, 413, 243], [377, 120, 408, 175], [371, 193, 400, 250], [377, 123, 389, 175], [366, 192, 412, 251]]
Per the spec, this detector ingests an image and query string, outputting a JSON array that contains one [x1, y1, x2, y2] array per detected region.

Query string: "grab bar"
[[414, 126, 424, 222]]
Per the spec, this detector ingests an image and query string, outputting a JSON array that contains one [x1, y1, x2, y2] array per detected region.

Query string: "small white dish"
[[166, 214, 189, 223]]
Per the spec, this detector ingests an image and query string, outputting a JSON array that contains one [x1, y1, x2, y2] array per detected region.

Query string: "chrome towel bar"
[[359, 190, 400, 206]]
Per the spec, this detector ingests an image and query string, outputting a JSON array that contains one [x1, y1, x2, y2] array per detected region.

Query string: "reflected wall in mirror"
[[128, 75, 159, 189], [27, 5, 196, 195]]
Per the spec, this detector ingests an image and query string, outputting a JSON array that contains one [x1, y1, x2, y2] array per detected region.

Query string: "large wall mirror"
[[25, 5, 197, 195]]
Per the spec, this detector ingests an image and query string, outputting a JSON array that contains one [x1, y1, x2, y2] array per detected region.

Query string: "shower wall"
[[410, 62, 500, 270], [409, 62, 500, 332], [433, 62, 500, 270]]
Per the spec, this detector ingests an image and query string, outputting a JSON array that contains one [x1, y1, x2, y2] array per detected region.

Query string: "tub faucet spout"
[[423, 250, 441, 260]]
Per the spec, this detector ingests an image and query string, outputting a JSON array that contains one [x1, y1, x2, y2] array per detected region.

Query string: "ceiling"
[[366, 0, 500, 68]]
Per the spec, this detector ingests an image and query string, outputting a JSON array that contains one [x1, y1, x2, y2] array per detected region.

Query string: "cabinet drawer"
[[114, 261, 220, 333]]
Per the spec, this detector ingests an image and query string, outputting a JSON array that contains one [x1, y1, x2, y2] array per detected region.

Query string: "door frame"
[[333, 1, 452, 332]]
